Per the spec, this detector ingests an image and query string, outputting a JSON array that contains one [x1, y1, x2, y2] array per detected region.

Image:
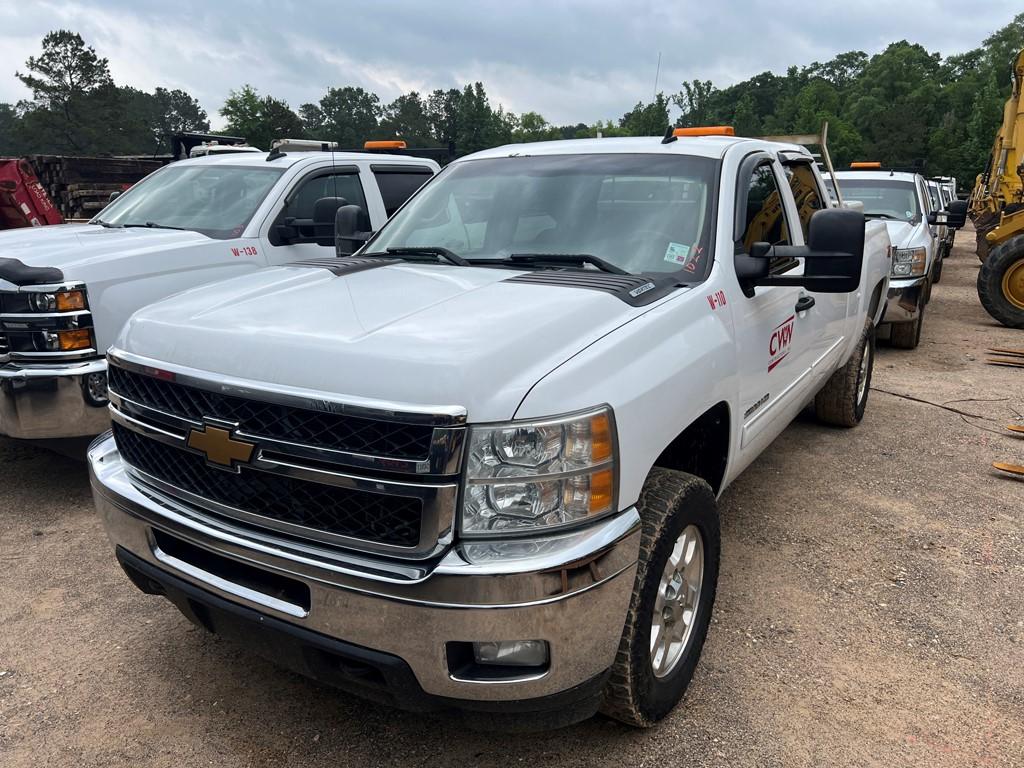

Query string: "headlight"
[[462, 407, 617, 536], [892, 247, 927, 278], [28, 289, 86, 313]]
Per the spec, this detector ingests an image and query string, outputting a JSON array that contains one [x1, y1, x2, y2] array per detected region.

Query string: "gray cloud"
[[0, 0, 1015, 129]]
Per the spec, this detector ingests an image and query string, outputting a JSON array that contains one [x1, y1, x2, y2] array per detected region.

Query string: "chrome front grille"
[[106, 352, 465, 559]]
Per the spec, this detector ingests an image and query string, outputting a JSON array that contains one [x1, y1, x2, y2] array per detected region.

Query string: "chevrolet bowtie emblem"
[[186, 423, 255, 469]]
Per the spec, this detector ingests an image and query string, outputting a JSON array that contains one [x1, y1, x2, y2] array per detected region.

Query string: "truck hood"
[[881, 219, 926, 249], [0, 223, 209, 276], [117, 262, 672, 422]]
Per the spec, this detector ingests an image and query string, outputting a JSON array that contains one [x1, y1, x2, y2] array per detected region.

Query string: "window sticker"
[[664, 241, 691, 266]]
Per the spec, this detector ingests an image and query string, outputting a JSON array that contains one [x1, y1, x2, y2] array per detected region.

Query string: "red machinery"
[[0, 159, 63, 229]]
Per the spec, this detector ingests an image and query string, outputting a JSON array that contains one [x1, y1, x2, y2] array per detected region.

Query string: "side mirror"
[[737, 208, 865, 295], [334, 204, 373, 257], [945, 200, 968, 229], [841, 199, 864, 213], [312, 197, 348, 247], [926, 210, 946, 226]]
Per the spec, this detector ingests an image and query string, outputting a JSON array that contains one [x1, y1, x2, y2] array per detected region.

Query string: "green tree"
[[672, 80, 714, 127], [15, 30, 115, 152], [618, 93, 670, 135], [317, 86, 381, 146], [220, 85, 302, 149], [378, 92, 434, 145]]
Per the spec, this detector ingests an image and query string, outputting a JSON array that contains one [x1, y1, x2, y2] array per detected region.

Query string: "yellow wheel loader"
[[970, 48, 1024, 328]]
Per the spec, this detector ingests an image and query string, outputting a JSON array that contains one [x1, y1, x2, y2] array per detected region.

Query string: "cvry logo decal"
[[768, 315, 795, 373]]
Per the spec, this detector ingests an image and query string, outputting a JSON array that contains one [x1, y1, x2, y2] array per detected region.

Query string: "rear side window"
[[373, 167, 434, 217]]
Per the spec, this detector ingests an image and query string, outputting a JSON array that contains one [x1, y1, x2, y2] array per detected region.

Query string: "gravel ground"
[[1, 228, 1022, 767]]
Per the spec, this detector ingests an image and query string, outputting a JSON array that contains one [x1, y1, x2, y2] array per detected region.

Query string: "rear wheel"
[[978, 234, 1024, 329], [815, 319, 874, 427], [601, 469, 720, 727]]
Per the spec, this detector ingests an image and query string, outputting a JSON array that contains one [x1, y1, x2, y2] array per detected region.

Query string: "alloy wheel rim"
[[856, 341, 871, 404], [650, 524, 704, 678], [1001, 258, 1024, 310]]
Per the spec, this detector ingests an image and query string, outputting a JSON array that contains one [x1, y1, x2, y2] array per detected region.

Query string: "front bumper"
[[89, 433, 641, 720], [0, 358, 110, 439], [882, 277, 927, 324]]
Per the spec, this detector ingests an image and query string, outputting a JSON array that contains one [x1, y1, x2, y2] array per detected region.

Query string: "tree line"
[[2, 15, 1022, 187]]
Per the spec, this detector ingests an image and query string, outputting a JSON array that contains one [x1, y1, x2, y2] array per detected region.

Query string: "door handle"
[[795, 295, 815, 313]]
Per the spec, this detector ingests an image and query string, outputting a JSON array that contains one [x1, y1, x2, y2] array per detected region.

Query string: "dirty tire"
[[890, 293, 925, 349], [932, 254, 943, 284], [815, 319, 874, 427], [974, 211, 998, 261], [600, 469, 720, 728], [977, 234, 1024, 329]]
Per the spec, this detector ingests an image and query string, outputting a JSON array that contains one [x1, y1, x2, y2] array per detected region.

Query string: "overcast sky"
[[0, 0, 1018, 129]]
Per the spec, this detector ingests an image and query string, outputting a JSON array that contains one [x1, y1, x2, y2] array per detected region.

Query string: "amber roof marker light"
[[672, 126, 736, 137]]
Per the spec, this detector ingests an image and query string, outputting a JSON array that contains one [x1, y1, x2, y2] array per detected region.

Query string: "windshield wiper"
[[505, 253, 629, 275], [91, 219, 121, 228], [122, 222, 189, 231], [361, 246, 471, 267]]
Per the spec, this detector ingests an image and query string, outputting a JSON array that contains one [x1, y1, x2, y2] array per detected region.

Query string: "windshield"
[[831, 178, 921, 222], [94, 164, 284, 239], [366, 153, 718, 276]]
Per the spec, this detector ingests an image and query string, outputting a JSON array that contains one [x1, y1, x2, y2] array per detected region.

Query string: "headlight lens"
[[892, 247, 927, 278], [27, 289, 86, 312], [462, 407, 617, 536]]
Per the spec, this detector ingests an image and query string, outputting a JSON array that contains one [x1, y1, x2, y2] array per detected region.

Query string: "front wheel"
[[932, 254, 944, 284], [601, 469, 720, 727], [815, 318, 875, 426], [889, 292, 925, 349], [977, 234, 1024, 329]]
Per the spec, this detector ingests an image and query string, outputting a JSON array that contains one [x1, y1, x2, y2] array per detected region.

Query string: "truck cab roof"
[[461, 135, 813, 162], [172, 151, 439, 170]]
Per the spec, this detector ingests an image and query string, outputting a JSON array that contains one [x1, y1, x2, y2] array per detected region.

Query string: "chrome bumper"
[[0, 358, 109, 439], [882, 278, 927, 324], [88, 433, 641, 705]]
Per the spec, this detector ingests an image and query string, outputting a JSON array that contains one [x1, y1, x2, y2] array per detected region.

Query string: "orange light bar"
[[850, 161, 882, 169], [364, 140, 407, 149], [673, 126, 735, 137]]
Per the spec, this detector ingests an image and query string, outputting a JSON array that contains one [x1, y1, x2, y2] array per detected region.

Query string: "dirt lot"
[[1, 228, 1022, 767]]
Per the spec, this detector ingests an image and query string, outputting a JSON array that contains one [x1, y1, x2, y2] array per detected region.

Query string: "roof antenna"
[[653, 51, 662, 101], [661, 125, 677, 145]]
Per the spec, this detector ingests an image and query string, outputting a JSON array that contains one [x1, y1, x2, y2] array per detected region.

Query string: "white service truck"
[[0, 147, 437, 439], [90, 132, 890, 729]]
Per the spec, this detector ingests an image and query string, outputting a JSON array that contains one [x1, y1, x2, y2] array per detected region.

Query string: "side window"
[[284, 172, 367, 221], [784, 162, 826, 242], [373, 169, 434, 217], [740, 163, 795, 274]]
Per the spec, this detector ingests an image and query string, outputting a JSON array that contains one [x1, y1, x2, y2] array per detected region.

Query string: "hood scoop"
[[286, 256, 400, 277], [0, 258, 64, 286], [504, 270, 682, 306]]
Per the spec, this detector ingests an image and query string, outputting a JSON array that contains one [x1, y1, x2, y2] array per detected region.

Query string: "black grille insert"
[[113, 424, 423, 547], [108, 365, 434, 460]]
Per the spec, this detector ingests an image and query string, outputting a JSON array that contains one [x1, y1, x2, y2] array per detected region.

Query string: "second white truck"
[[90, 130, 890, 729], [0, 145, 437, 439]]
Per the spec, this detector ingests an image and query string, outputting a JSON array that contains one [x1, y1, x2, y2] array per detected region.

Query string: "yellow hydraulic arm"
[[970, 48, 1024, 250]]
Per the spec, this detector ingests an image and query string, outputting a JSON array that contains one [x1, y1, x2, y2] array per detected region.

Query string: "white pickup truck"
[[0, 148, 437, 439], [90, 132, 890, 729], [831, 168, 945, 349]]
